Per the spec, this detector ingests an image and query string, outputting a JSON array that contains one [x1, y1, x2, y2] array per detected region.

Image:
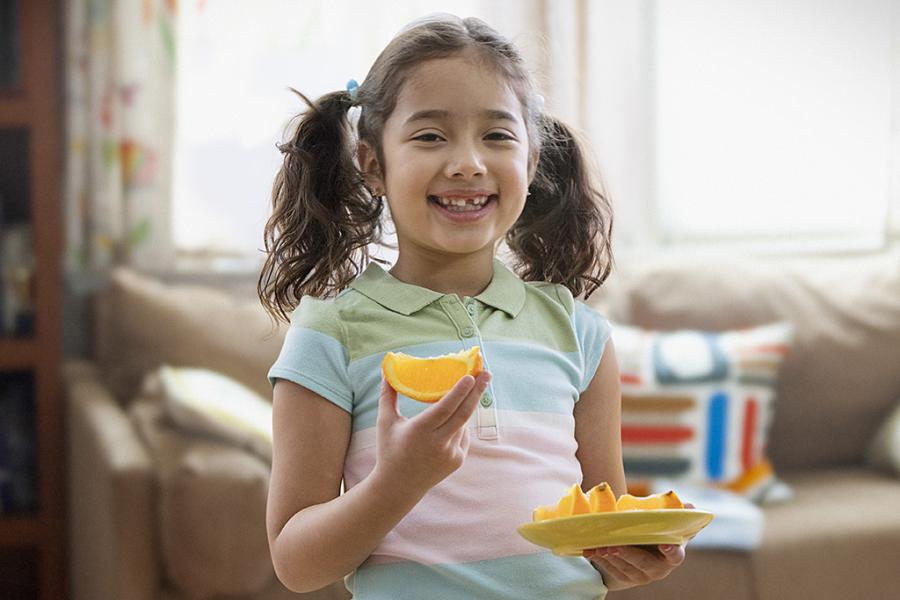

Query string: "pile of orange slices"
[[533, 483, 684, 522]]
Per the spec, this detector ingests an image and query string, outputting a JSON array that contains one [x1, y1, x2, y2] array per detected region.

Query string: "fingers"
[[658, 544, 686, 565], [377, 377, 402, 427], [585, 544, 685, 586], [422, 371, 492, 432]]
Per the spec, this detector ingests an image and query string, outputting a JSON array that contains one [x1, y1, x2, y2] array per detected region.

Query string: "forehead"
[[390, 54, 524, 125]]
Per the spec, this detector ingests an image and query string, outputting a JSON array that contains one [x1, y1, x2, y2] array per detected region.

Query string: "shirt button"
[[461, 326, 475, 338], [480, 392, 493, 408], [466, 304, 476, 316]]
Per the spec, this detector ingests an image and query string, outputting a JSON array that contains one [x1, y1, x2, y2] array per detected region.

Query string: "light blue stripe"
[[347, 552, 607, 599], [346, 340, 584, 432], [267, 327, 353, 412], [574, 302, 612, 392], [706, 391, 728, 479]]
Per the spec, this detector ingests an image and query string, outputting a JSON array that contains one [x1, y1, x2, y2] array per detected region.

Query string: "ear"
[[527, 147, 540, 185], [357, 140, 385, 194]]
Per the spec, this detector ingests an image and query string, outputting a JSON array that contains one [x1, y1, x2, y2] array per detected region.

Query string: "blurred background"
[[1, 1, 898, 599]]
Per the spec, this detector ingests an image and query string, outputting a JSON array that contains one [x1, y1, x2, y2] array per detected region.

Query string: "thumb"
[[377, 377, 401, 427]]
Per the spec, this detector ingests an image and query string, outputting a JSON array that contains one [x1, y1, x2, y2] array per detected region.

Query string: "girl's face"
[[361, 52, 536, 263]]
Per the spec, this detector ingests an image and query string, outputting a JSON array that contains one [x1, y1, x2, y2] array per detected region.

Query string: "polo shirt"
[[268, 258, 612, 599]]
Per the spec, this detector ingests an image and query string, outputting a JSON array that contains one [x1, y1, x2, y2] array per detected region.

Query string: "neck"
[[389, 248, 495, 298]]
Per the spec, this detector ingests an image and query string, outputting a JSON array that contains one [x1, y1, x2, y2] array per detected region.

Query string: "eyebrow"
[[404, 109, 520, 125]]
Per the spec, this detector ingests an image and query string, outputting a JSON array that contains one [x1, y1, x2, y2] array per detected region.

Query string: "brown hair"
[[258, 14, 613, 325]]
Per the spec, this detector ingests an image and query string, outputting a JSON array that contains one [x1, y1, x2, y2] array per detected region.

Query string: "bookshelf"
[[0, 0, 65, 599]]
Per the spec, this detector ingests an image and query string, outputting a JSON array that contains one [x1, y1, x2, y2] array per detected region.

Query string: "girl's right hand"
[[372, 370, 492, 497]]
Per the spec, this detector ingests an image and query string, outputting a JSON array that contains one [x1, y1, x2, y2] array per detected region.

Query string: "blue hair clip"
[[346, 79, 360, 104]]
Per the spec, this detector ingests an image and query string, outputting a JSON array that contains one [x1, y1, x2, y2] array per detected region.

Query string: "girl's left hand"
[[582, 501, 695, 590], [582, 543, 685, 590]]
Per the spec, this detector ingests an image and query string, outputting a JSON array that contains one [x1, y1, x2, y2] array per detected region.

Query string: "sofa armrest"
[[65, 360, 159, 600]]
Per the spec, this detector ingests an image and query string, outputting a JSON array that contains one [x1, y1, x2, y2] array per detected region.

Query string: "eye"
[[485, 131, 515, 141], [413, 133, 444, 142]]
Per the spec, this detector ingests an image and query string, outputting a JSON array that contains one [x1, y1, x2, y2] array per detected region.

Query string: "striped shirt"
[[268, 258, 612, 599]]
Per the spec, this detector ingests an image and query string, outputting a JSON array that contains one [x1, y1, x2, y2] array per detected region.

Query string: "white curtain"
[[64, 0, 177, 280]]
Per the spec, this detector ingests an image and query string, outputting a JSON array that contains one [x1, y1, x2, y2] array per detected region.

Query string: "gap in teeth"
[[432, 195, 491, 207]]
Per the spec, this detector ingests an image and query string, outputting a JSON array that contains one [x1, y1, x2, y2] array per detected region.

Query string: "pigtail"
[[258, 88, 384, 325], [506, 115, 614, 300]]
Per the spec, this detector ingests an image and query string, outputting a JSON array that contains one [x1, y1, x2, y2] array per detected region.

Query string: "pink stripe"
[[344, 425, 581, 566]]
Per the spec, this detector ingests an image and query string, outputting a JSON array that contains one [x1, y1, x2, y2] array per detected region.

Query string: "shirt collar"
[[349, 258, 526, 318]]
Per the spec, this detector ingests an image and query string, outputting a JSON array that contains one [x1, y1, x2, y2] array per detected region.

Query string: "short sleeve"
[[267, 297, 354, 413], [573, 301, 613, 393]]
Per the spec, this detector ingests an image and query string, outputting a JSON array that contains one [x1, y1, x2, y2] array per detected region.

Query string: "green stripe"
[[299, 287, 579, 361]]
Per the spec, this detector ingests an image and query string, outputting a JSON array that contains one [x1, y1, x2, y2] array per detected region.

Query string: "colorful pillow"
[[611, 321, 795, 504], [865, 397, 900, 476], [156, 365, 273, 462]]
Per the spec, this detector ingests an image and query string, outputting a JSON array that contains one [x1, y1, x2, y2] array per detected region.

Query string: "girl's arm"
[[574, 339, 686, 590], [574, 338, 627, 497], [266, 372, 490, 593]]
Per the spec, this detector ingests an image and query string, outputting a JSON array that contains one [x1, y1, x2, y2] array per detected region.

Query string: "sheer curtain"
[[64, 0, 177, 279]]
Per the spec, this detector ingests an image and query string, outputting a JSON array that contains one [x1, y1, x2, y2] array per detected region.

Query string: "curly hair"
[[258, 14, 613, 325]]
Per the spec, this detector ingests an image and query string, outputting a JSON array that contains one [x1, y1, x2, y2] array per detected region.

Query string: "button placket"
[[440, 296, 499, 440]]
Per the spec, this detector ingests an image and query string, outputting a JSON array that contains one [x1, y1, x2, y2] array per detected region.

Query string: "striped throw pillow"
[[611, 321, 794, 504]]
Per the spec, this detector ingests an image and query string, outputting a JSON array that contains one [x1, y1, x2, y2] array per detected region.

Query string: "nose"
[[444, 142, 486, 179]]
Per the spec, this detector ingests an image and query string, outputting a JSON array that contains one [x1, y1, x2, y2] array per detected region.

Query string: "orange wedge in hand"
[[382, 346, 483, 403]]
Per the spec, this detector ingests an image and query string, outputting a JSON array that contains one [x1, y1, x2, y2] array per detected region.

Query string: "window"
[[652, 0, 897, 253], [585, 0, 899, 258]]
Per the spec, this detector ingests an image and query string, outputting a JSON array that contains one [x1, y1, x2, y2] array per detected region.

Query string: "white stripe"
[[347, 410, 574, 454]]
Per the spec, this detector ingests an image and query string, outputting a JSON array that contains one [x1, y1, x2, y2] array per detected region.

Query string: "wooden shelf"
[[0, 0, 67, 598], [0, 514, 41, 546], [0, 96, 31, 127], [0, 339, 38, 369]]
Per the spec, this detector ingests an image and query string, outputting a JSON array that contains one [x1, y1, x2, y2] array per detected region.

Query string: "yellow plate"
[[517, 509, 715, 556]]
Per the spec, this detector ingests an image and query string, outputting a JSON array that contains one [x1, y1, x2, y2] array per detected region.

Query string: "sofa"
[[65, 249, 900, 600]]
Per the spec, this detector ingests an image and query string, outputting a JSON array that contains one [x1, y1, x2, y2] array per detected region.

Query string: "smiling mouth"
[[427, 194, 498, 212]]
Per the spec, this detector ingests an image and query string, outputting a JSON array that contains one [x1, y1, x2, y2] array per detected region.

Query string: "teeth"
[[431, 195, 492, 209]]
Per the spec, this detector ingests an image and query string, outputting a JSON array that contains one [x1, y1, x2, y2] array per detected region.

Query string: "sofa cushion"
[[156, 365, 273, 462], [95, 268, 286, 404], [751, 468, 900, 599], [611, 549, 756, 600], [129, 397, 274, 599], [602, 251, 900, 469]]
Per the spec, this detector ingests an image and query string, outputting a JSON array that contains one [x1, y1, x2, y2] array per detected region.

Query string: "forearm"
[[270, 467, 423, 593]]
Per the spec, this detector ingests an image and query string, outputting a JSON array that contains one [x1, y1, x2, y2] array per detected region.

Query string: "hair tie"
[[535, 94, 545, 112], [346, 79, 360, 104]]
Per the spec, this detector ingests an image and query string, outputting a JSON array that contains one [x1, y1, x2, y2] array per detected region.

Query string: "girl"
[[260, 14, 687, 599]]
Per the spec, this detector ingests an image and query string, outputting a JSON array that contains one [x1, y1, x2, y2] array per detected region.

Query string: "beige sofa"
[[65, 250, 900, 600]]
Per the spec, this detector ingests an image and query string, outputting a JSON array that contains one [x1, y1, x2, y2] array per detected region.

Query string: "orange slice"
[[381, 346, 483, 403], [586, 482, 617, 513], [557, 484, 592, 517], [615, 490, 684, 511], [532, 504, 558, 522]]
